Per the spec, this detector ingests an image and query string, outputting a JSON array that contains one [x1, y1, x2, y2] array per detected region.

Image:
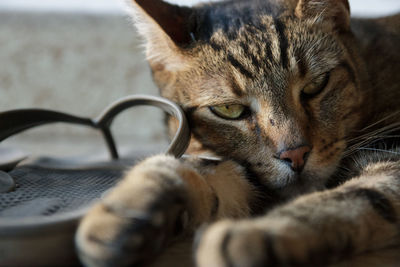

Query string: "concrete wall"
[[0, 11, 168, 157]]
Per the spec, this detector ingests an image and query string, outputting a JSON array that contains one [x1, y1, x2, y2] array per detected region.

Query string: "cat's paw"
[[75, 155, 190, 267], [196, 218, 314, 267]]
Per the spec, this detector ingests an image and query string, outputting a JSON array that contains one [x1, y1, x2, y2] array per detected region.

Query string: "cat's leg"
[[75, 155, 254, 267], [196, 160, 400, 267]]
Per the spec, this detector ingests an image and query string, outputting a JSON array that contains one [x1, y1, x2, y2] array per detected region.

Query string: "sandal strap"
[[0, 95, 191, 161]]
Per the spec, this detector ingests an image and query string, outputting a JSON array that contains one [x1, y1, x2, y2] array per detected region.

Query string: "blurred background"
[[0, 0, 399, 159]]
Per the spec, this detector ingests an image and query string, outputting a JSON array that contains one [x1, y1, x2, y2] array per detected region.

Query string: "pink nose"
[[279, 146, 311, 173]]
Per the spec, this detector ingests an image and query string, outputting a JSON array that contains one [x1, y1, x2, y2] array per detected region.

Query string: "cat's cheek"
[[304, 154, 341, 183]]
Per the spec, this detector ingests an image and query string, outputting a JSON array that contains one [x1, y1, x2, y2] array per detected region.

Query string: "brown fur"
[[76, 0, 400, 266]]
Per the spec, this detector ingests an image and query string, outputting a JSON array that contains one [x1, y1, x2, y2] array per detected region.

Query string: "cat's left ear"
[[295, 0, 350, 32], [127, 0, 195, 69]]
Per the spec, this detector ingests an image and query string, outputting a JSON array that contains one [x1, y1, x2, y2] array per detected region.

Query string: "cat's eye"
[[301, 72, 330, 97], [209, 104, 247, 120]]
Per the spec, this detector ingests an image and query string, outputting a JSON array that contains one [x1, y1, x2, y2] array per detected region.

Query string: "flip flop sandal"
[[0, 95, 191, 267]]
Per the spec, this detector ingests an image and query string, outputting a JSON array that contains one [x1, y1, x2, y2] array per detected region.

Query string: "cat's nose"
[[279, 145, 311, 173]]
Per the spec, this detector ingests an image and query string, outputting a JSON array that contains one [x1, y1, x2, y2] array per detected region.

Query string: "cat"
[[75, 0, 400, 266]]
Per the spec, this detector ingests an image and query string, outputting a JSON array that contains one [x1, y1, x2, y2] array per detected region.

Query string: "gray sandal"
[[0, 95, 191, 266]]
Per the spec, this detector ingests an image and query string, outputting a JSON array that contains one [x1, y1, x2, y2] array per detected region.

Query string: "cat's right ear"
[[127, 0, 194, 69], [295, 0, 350, 32]]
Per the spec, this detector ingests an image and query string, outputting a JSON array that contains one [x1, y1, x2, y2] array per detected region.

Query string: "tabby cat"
[[76, 0, 400, 266]]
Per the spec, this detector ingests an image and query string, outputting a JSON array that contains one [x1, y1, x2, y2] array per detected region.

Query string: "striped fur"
[[76, 0, 400, 266]]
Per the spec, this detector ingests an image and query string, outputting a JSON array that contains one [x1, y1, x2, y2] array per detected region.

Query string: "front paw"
[[76, 155, 190, 267], [196, 218, 315, 267]]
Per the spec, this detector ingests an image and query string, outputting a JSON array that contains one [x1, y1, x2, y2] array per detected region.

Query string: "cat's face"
[[130, 0, 365, 197]]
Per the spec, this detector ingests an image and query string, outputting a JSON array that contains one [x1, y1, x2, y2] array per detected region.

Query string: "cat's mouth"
[[268, 172, 300, 189], [258, 160, 332, 198], [265, 170, 327, 200]]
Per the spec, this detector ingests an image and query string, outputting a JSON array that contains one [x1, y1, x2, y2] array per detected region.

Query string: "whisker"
[[355, 147, 400, 155], [344, 124, 400, 153], [358, 111, 400, 131]]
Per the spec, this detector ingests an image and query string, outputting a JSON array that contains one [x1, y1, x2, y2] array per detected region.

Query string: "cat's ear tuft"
[[127, 0, 195, 68], [295, 0, 350, 32]]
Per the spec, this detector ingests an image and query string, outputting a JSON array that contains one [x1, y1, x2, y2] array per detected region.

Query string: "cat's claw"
[[196, 220, 270, 267], [75, 156, 189, 267], [196, 219, 312, 267]]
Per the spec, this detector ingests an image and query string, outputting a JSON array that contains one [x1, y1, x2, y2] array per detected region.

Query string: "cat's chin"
[[267, 169, 331, 200], [277, 178, 327, 200]]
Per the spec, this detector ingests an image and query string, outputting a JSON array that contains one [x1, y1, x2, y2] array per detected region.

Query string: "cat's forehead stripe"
[[209, 40, 223, 51], [227, 54, 255, 79], [207, 17, 291, 86], [229, 77, 245, 97], [295, 50, 308, 78], [273, 18, 289, 69], [238, 40, 262, 72]]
